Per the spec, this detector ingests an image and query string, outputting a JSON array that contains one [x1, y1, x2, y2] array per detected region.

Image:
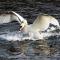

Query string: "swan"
[[0, 11, 59, 31], [12, 11, 59, 31], [0, 11, 59, 40], [11, 11, 59, 40]]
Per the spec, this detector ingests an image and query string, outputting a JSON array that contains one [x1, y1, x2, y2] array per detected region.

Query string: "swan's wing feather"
[[0, 11, 26, 24], [50, 16, 59, 26], [31, 15, 50, 32]]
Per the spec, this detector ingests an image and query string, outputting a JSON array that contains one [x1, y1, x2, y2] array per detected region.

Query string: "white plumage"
[[12, 11, 59, 32], [11, 11, 59, 40]]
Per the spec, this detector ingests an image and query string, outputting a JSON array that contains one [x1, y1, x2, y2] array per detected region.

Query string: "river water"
[[0, 21, 60, 60]]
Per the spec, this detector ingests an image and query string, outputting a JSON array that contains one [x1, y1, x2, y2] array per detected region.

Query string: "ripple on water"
[[0, 22, 60, 60]]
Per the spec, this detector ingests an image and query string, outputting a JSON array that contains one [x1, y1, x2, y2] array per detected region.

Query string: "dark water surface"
[[0, 22, 60, 60]]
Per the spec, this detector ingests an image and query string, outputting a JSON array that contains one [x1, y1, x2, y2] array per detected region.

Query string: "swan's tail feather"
[[0, 11, 26, 25]]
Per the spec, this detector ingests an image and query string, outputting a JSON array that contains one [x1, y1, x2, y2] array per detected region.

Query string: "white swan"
[[11, 11, 59, 40], [0, 11, 59, 40], [12, 11, 59, 31], [0, 11, 59, 30]]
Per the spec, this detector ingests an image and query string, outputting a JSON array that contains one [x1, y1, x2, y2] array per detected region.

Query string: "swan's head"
[[20, 20, 28, 30]]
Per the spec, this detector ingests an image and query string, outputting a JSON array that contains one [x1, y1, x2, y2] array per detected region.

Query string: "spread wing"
[[50, 16, 59, 26], [0, 11, 26, 24], [31, 15, 59, 32], [31, 15, 50, 32]]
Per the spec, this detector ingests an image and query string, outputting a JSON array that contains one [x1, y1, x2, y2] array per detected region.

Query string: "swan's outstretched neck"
[[12, 11, 28, 31], [12, 11, 26, 24]]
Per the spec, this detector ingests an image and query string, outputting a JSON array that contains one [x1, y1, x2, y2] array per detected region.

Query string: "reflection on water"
[[0, 39, 60, 60], [0, 22, 60, 60], [0, 37, 60, 60]]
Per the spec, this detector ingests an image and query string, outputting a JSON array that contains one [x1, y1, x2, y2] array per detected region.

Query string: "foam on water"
[[0, 28, 60, 41], [0, 31, 22, 41], [0, 22, 60, 60]]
